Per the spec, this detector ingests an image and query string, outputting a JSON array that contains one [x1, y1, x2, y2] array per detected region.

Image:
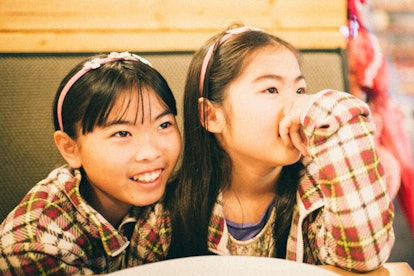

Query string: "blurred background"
[[0, 0, 412, 267], [367, 0, 414, 267]]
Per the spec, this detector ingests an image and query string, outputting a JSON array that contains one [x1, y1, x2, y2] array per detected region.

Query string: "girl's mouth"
[[131, 169, 162, 183]]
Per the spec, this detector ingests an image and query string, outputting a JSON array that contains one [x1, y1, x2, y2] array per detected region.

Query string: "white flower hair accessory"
[[57, 51, 152, 131], [83, 58, 102, 70], [83, 51, 152, 70]]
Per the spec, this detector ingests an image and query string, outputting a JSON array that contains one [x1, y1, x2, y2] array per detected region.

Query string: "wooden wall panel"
[[0, 0, 347, 52]]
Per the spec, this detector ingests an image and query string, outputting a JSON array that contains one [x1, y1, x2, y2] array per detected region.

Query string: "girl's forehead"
[[240, 47, 299, 78], [107, 88, 167, 120], [247, 46, 295, 64]]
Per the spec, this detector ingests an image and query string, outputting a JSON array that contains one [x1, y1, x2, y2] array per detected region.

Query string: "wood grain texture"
[[0, 0, 347, 52]]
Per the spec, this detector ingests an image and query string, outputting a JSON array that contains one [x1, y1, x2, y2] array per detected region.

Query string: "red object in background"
[[347, 0, 414, 236]]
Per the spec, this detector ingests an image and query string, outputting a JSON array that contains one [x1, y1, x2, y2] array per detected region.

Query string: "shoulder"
[[20, 165, 80, 202], [0, 166, 86, 244], [0, 196, 92, 274]]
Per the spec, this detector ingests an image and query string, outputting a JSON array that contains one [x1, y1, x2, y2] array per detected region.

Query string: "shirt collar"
[[60, 166, 138, 257]]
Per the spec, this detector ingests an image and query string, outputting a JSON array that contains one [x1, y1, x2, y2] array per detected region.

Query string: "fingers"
[[298, 127, 310, 157], [280, 121, 310, 157], [290, 126, 310, 157], [279, 101, 296, 146], [279, 101, 310, 157], [279, 105, 300, 146], [279, 119, 292, 146]]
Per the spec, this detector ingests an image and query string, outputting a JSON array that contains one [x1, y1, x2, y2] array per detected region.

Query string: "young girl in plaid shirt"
[[163, 25, 395, 272], [0, 52, 181, 275]]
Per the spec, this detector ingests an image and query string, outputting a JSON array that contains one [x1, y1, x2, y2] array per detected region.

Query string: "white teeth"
[[132, 170, 161, 183]]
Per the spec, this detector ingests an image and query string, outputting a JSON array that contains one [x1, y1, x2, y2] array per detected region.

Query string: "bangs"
[[102, 86, 142, 126], [81, 77, 137, 133], [82, 84, 171, 133], [67, 58, 177, 136]]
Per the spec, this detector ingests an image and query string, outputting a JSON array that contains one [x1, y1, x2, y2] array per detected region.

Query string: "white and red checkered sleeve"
[[301, 90, 395, 272]]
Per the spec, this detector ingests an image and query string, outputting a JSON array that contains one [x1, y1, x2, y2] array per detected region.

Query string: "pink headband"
[[199, 26, 262, 96], [57, 51, 151, 131]]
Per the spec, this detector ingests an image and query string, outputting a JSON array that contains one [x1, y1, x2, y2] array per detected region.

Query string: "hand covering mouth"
[[131, 169, 162, 183]]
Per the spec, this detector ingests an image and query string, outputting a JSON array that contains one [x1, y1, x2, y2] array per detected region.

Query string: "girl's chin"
[[284, 150, 302, 163], [131, 189, 165, 207]]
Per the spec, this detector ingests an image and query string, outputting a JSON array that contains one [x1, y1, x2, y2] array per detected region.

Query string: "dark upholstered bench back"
[[0, 49, 347, 221]]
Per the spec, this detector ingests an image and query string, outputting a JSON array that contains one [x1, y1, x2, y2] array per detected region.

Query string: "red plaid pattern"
[[206, 90, 394, 272], [128, 203, 171, 266], [1, 90, 394, 274], [0, 166, 166, 275]]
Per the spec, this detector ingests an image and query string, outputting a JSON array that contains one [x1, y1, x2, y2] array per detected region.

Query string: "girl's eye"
[[114, 131, 131, 137], [159, 121, 172, 130], [296, 88, 306, 94], [266, 87, 279, 94]]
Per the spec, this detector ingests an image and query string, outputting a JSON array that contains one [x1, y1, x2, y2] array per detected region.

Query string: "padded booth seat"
[[0, 49, 348, 221]]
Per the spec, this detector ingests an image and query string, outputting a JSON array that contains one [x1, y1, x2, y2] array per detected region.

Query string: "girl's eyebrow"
[[104, 119, 133, 127], [253, 74, 305, 83], [104, 109, 173, 127], [154, 110, 174, 121]]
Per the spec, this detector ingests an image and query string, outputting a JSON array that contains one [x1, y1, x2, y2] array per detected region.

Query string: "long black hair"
[[166, 25, 304, 258]]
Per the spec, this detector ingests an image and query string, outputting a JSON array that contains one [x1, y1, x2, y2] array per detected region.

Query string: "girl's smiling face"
[[74, 88, 181, 217], [215, 45, 307, 171]]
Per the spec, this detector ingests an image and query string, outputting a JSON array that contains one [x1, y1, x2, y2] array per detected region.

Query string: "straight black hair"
[[166, 26, 304, 258]]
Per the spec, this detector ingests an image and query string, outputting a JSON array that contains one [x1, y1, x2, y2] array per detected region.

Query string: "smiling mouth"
[[131, 169, 162, 183]]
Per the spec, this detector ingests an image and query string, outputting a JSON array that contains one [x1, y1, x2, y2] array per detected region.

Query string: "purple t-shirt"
[[225, 200, 275, 241]]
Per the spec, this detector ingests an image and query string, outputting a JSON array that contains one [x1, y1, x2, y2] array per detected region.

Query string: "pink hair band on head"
[[57, 51, 151, 131], [198, 26, 262, 96]]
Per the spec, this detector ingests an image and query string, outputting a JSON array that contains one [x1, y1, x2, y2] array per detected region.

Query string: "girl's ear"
[[54, 131, 82, 168], [198, 97, 225, 133]]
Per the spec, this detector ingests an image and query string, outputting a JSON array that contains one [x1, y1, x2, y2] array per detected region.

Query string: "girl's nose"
[[134, 134, 162, 162]]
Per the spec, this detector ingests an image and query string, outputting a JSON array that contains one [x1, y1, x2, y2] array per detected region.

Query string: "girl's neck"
[[89, 197, 130, 228], [80, 179, 131, 228], [222, 165, 281, 224], [229, 164, 282, 197]]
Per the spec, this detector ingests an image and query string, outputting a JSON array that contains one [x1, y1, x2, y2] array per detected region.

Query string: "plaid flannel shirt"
[[1, 90, 394, 274], [206, 90, 395, 272], [0, 166, 170, 275]]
